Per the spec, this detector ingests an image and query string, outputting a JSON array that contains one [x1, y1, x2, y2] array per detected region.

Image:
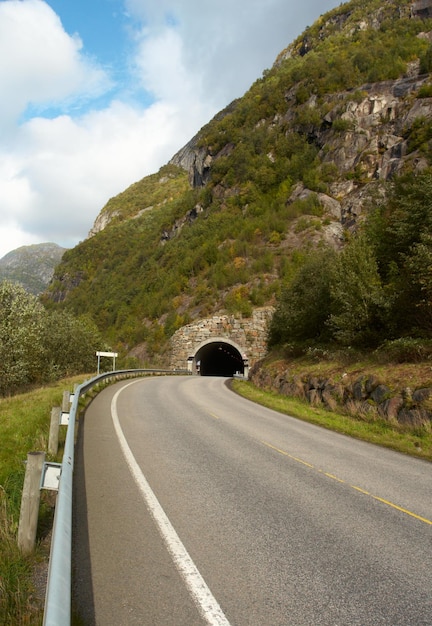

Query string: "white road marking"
[[111, 381, 232, 626]]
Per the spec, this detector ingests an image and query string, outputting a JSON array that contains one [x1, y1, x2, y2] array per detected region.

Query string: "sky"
[[0, 0, 341, 259]]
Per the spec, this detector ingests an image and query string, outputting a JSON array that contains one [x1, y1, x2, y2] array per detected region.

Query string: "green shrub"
[[332, 117, 354, 132], [375, 338, 432, 363], [417, 84, 432, 98]]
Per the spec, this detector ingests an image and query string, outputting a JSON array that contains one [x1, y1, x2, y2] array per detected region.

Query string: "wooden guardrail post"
[[48, 406, 61, 456], [62, 390, 70, 413], [17, 451, 45, 554]]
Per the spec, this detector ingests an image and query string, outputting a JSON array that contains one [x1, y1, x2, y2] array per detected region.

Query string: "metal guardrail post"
[[42, 390, 78, 626]]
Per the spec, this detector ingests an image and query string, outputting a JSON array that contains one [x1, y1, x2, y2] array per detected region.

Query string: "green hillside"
[[43, 0, 432, 361]]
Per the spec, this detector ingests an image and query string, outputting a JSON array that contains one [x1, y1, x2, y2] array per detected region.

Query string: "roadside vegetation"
[[0, 281, 104, 397], [0, 376, 85, 625], [269, 171, 432, 351], [232, 376, 432, 461]]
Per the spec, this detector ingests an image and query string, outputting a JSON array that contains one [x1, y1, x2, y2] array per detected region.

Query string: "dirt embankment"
[[249, 355, 432, 429]]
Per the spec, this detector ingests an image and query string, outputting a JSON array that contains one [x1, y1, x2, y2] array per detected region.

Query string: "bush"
[[375, 338, 432, 363]]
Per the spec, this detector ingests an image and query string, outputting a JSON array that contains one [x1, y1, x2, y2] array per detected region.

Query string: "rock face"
[[88, 210, 119, 238], [249, 363, 432, 429], [412, 0, 432, 19], [169, 139, 213, 188], [87, 2, 432, 245], [170, 73, 432, 233], [169, 100, 238, 187], [0, 243, 66, 294]]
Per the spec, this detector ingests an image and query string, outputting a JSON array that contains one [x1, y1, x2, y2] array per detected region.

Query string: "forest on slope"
[[43, 0, 432, 363]]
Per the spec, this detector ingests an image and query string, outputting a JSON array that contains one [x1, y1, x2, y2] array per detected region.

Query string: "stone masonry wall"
[[169, 307, 273, 370]]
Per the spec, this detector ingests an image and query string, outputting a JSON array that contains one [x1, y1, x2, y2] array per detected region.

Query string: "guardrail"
[[43, 369, 187, 626]]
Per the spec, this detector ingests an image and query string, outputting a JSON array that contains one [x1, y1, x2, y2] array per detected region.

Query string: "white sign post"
[[96, 351, 118, 374]]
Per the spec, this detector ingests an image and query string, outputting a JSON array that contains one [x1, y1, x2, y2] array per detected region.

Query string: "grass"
[[0, 375, 86, 626], [231, 379, 432, 461]]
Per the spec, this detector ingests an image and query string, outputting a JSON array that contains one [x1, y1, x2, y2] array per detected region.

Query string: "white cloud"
[[125, 0, 339, 106], [134, 28, 195, 104], [0, 0, 340, 259], [0, 97, 211, 251], [0, 0, 108, 130]]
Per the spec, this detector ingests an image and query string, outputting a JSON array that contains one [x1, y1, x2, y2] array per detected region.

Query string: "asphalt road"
[[72, 375, 432, 625]]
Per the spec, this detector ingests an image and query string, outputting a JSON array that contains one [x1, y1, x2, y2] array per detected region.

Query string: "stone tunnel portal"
[[193, 341, 247, 377]]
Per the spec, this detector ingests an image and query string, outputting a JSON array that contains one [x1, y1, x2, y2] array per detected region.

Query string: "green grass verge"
[[231, 379, 432, 462], [0, 375, 86, 626]]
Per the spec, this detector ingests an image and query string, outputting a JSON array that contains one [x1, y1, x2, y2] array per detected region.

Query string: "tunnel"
[[194, 341, 246, 377]]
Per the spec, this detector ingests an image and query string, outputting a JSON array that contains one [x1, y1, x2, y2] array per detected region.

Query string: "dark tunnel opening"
[[195, 342, 245, 377]]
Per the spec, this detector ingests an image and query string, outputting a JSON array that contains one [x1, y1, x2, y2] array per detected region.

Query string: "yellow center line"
[[324, 472, 345, 483], [262, 441, 288, 456], [262, 441, 314, 467], [208, 412, 220, 420], [352, 485, 370, 495], [262, 441, 432, 526], [371, 495, 432, 526]]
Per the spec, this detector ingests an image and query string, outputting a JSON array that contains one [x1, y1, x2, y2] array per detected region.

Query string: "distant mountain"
[[0, 243, 67, 294]]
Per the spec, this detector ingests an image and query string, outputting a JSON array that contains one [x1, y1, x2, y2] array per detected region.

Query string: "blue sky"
[[25, 0, 150, 117], [46, 0, 129, 63], [0, 0, 340, 258]]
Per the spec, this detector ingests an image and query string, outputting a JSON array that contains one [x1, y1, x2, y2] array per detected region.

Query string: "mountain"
[[43, 0, 432, 360], [0, 243, 67, 295]]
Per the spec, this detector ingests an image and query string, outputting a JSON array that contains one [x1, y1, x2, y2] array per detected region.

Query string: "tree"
[[328, 236, 385, 346], [268, 248, 336, 346], [366, 170, 432, 336], [401, 233, 432, 332], [41, 311, 102, 379], [367, 171, 432, 277], [0, 280, 103, 396], [0, 282, 45, 395]]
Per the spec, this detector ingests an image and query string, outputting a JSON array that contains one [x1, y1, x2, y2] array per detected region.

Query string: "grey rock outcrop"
[[249, 364, 432, 429], [170, 59, 432, 235]]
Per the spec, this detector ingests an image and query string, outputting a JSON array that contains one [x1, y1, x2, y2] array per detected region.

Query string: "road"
[[72, 375, 432, 625]]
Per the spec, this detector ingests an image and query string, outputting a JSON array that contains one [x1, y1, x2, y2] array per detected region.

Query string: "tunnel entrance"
[[193, 341, 246, 377]]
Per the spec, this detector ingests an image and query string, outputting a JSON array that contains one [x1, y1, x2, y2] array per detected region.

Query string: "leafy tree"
[[364, 170, 432, 335], [328, 236, 385, 346], [367, 170, 432, 276], [0, 281, 103, 396], [0, 282, 45, 395], [397, 233, 432, 333], [268, 248, 336, 346], [42, 311, 102, 379]]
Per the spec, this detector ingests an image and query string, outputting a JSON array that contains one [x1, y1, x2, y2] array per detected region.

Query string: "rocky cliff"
[[169, 73, 432, 236], [85, 0, 432, 245]]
